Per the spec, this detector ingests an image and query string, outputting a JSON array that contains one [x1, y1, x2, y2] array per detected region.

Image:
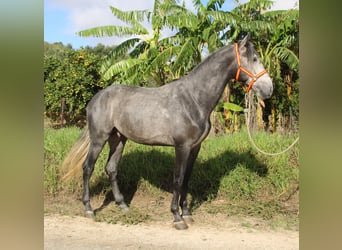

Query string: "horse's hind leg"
[[106, 132, 128, 211], [83, 140, 106, 217]]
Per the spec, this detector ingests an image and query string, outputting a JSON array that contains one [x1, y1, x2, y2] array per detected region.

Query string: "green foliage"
[[76, 0, 240, 85], [217, 1, 299, 130], [44, 127, 81, 193], [44, 0, 299, 132], [77, 0, 181, 85], [44, 41, 73, 57], [223, 102, 244, 112], [44, 43, 110, 125]]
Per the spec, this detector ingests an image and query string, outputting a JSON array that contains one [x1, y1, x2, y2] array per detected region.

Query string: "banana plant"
[[76, 0, 239, 85], [77, 0, 184, 86], [217, 0, 299, 131]]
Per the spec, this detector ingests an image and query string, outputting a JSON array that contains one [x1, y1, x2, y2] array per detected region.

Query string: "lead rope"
[[244, 93, 299, 156]]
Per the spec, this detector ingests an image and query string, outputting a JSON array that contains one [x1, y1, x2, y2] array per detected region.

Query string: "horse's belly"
[[127, 133, 174, 146], [115, 117, 175, 146]]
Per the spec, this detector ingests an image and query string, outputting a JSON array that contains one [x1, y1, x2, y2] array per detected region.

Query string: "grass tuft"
[[95, 205, 150, 225]]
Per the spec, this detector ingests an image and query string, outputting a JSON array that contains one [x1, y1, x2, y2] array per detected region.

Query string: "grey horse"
[[62, 34, 273, 230]]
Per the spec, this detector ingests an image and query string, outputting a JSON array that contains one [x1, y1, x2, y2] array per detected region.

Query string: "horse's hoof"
[[119, 203, 129, 212], [173, 220, 188, 230], [85, 210, 94, 218], [182, 215, 194, 224]]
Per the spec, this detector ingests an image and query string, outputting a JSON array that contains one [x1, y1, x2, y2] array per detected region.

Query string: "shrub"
[[44, 49, 109, 126]]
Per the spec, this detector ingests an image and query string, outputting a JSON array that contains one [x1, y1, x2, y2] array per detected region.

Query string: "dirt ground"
[[44, 183, 299, 250], [44, 213, 298, 250]]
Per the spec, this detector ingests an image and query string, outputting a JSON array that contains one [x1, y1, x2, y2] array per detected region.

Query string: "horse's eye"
[[253, 56, 257, 62]]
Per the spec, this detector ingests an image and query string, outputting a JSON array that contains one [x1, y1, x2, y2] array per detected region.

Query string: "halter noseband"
[[234, 43, 267, 92]]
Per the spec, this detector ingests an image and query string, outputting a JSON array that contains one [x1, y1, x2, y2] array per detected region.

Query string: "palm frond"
[[151, 0, 163, 29], [233, 0, 273, 13], [239, 20, 273, 33], [171, 39, 196, 74], [206, 10, 240, 27], [146, 46, 180, 74], [101, 58, 144, 81], [192, 0, 205, 12], [124, 62, 147, 85], [109, 38, 142, 59], [208, 32, 218, 52], [159, 34, 183, 47], [164, 12, 199, 30], [206, 0, 225, 11], [263, 9, 289, 19], [263, 9, 299, 21], [161, 2, 189, 15], [109, 6, 149, 25], [273, 47, 299, 71], [77, 25, 147, 38], [129, 41, 148, 58], [109, 6, 150, 35]]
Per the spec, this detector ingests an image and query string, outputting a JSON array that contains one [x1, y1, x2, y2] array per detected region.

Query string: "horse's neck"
[[184, 45, 236, 117]]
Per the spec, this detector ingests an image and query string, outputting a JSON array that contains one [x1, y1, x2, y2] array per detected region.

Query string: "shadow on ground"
[[90, 147, 268, 215]]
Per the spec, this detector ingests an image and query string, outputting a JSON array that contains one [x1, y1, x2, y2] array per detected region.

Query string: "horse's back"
[[86, 83, 191, 145]]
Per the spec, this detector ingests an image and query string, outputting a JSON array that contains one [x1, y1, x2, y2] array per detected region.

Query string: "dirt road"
[[44, 214, 298, 249]]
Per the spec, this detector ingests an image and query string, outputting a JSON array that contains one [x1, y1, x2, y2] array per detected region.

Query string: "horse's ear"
[[239, 33, 250, 47]]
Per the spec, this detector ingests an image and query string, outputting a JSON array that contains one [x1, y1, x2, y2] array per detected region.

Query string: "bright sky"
[[44, 0, 298, 49]]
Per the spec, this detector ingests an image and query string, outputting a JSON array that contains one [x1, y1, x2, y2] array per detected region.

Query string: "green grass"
[[44, 126, 81, 194], [44, 126, 299, 228]]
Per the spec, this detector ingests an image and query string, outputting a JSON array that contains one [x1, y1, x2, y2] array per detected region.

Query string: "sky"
[[44, 0, 299, 49]]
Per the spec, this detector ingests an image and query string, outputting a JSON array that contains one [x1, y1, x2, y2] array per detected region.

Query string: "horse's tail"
[[61, 125, 90, 182]]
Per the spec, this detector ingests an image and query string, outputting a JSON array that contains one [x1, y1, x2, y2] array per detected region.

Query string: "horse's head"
[[235, 34, 273, 100]]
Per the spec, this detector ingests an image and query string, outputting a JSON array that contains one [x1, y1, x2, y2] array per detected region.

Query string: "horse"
[[62, 34, 273, 230]]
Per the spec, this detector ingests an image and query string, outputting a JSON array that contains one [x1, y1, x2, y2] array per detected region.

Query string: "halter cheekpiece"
[[234, 43, 267, 92]]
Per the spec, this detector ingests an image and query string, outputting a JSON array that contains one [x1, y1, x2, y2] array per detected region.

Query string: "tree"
[[73, 0, 299, 132], [252, 8, 299, 132], [76, 0, 238, 85], [77, 0, 184, 86], [162, 0, 229, 78], [214, 0, 299, 132], [44, 45, 107, 126]]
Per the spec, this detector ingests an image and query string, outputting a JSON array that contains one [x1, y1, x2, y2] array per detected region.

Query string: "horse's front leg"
[[171, 144, 192, 230], [180, 144, 201, 224]]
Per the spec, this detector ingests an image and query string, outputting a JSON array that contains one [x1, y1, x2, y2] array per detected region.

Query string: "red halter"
[[234, 43, 267, 92]]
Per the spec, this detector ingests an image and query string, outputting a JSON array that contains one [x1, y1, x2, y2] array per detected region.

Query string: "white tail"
[[61, 126, 90, 182]]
